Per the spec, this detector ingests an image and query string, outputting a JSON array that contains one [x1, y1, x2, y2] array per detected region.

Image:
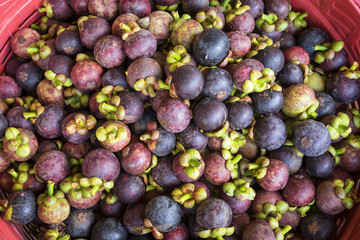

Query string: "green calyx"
[[96, 121, 128, 145], [247, 157, 270, 179], [314, 41, 344, 64], [326, 112, 352, 140], [288, 11, 308, 29], [37, 181, 64, 206], [274, 225, 292, 240], [101, 192, 118, 204], [178, 149, 203, 180], [172, 183, 208, 208], [65, 113, 96, 135], [26, 40, 52, 62], [346, 134, 360, 149], [296, 99, 319, 120], [96, 85, 127, 120], [44, 229, 70, 240], [350, 109, 360, 129], [45, 70, 73, 90], [197, 226, 234, 239], [8, 162, 35, 191], [221, 130, 246, 160], [241, 68, 275, 94], [5, 127, 31, 158], [156, 2, 179, 11], [222, 178, 256, 201], [327, 146, 344, 166], [69, 157, 83, 174], [170, 12, 191, 30], [166, 45, 192, 72], [339, 61, 360, 79], [210, 0, 232, 15], [144, 155, 158, 174], [64, 87, 89, 109], [195, 7, 224, 29], [245, 35, 274, 59], [134, 75, 169, 97], [144, 175, 164, 192], [140, 122, 160, 152], [225, 0, 251, 23], [39, 0, 54, 18], [303, 66, 327, 93], [256, 13, 288, 33], [77, 15, 97, 31], [23, 101, 44, 124], [333, 178, 356, 209], [119, 21, 141, 40]]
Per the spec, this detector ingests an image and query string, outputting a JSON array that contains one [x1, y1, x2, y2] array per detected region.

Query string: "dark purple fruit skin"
[[126, 57, 163, 89], [178, 123, 208, 150], [5, 57, 28, 78], [55, 30, 85, 57], [37, 79, 65, 107], [173, 65, 204, 100], [118, 91, 144, 124], [264, 0, 290, 19], [64, 208, 95, 238], [67, 190, 102, 209], [300, 211, 336, 240], [276, 63, 304, 87], [32, 140, 60, 163], [238, 135, 261, 160], [173, 154, 205, 182], [304, 152, 335, 179], [145, 196, 182, 232], [34, 150, 70, 184], [326, 71, 360, 104], [316, 180, 345, 215], [297, 28, 329, 60], [35, 104, 66, 139], [232, 59, 264, 91], [102, 68, 130, 88], [94, 35, 126, 69], [220, 191, 252, 215], [113, 172, 145, 204], [11, 28, 41, 59], [335, 140, 360, 172], [193, 28, 230, 66], [151, 127, 176, 157], [80, 17, 111, 49], [253, 115, 287, 151], [0, 149, 10, 172], [204, 153, 231, 185], [91, 218, 128, 240], [251, 89, 284, 115], [89, 0, 118, 20], [119, 0, 151, 17], [252, 190, 283, 214], [279, 32, 296, 50], [0, 171, 13, 193], [258, 159, 289, 192], [62, 141, 93, 159], [227, 101, 253, 130], [202, 68, 233, 101], [293, 120, 331, 157], [282, 174, 315, 207], [279, 209, 301, 228], [227, 31, 251, 59], [82, 149, 120, 181], [71, 60, 104, 91], [193, 98, 228, 132], [89, 92, 106, 119], [232, 213, 251, 237], [70, 0, 89, 13], [124, 29, 157, 60], [163, 222, 189, 240], [252, 46, 285, 74], [227, 12, 255, 35], [100, 198, 126, 217], [6, 190, 37, 225], [130, 107, 157, 136], [243, 219, 276, 240], [157, 98, 191, 133], [182, 0, 209, 16], [61, 113, 91, 144], [0, 76, 22, 98], [268, 145, 303, 175], [242, 0, 264, 18], [145, 10, 174, 45], [15, 62, 43, 92], [22, 174, 45, 194], [150, 89, 169, 112], [120, 142, 151, 175], [284, 45, 313, 65], [260, 29, 283, 42], [151, 155, 181, 191], [315, 93, 336, 120], [6, 106, 34, 132], [123, 202, 147, 235], [47, 0, 74, 20], [320, 49, 349, 73]]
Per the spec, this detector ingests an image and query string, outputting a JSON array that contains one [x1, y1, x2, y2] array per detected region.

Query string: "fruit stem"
[[222, 0, 231, 8], [8, 169, 19, 179], [47, 181, 55, 196]]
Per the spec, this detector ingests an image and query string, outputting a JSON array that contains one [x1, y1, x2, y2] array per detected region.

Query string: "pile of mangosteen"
[[1, 0, 360, 239]]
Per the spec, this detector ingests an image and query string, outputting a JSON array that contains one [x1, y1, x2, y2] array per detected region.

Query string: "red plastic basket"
[[1, 0, 360, 239]]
